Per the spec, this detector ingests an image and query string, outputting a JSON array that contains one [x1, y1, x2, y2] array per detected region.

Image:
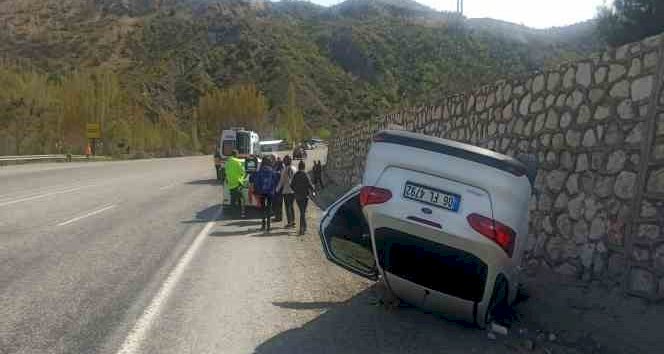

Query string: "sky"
[[306, 0, 608, 29]]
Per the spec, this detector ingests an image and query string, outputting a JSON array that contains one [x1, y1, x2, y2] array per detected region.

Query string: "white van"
[[319, 130, 535, 327]]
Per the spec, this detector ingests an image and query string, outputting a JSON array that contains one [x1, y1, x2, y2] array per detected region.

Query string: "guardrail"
[[0, 154, 104, 165]]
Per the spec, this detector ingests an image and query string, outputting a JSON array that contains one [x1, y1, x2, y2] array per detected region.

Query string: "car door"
[[319, 186, 378, 280]]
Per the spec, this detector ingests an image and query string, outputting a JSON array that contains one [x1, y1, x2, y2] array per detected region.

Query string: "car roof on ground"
[[373, 130, 535, 184]]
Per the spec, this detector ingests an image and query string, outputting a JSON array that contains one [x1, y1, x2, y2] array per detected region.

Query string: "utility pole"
[[456, 0, 464, 15]]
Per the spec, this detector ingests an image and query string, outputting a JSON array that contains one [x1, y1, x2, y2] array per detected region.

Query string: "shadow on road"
[[225, 220, 262, 227], [182, 204, 224, 224], [186, 179, 220, 185], [254, 286, 499, 354], [250, 231, 291, 237]]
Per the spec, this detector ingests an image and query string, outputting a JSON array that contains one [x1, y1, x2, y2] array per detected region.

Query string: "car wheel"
[[482, 276, 508, 328]]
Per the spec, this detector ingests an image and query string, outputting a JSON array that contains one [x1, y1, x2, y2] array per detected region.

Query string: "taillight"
[[467, 213, 515, 257], [360, 186, 392, 207]]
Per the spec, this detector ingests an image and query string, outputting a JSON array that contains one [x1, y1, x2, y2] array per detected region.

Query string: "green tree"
[[280, 82, 306, 147], [597, 0, 664, 46]]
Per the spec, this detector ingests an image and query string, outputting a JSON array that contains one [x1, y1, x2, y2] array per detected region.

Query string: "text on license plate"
[[403, 182, 460, 211]]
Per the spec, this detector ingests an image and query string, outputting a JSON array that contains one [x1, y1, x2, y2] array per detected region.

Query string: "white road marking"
[[57, 204, 116, 226], [115, 208, 221, 354], [0, 186, 93, 207]]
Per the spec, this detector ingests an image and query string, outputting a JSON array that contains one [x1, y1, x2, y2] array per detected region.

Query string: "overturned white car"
[[319, 130, 535, 327]]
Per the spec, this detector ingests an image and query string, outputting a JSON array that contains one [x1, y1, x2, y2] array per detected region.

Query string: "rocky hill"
[[0, 0, 601, 129]]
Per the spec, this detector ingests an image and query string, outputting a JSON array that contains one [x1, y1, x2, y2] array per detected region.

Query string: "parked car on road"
[[319, 130, 535, 328]]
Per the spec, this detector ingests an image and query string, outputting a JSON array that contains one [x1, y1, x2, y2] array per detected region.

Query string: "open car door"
[[319, 186, 378, 280]]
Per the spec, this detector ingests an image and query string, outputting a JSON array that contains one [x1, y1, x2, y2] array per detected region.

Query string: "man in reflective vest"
[[225, 149, 246, 217]]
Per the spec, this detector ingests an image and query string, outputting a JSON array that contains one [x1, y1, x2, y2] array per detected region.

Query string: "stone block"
[[616, 44, 629, 59], [566, 130, 582, 148], [604, 123, 623, 145], [578, 105, 591, 125], [631, 75, 653, 101], [533, 74, 545, 94], [560, 111, 573, 128], [552, 133, 565, 150], [641, 200, 657, 218], [523, 119, 533, 137], [561, 151, 574, 170], [589, 88, 606, 104], [519, 94, 531, 115], [502, 103, 513, 120], [629, 268, 656, 295], [569, 193, 585, 220], [576, 154, 589, 172], [547, 72, 561, 91], [647, 167, 664, 194], [592, 105, 609, 121], [556, 94, 566, 107], [617, 99, 635, 120], [542, 215, 554, 233], [581, 174, 595, 194], [531, 97, 544, 113], [546, 151, 558, 164], [502, 84, 512, 101], [545, 94, 556, 108], [591, 151, 603, 170], [514, 85, 525, 96], [610, 80, 630, 98], [566, 173, 579, 194], [653, 144, 664, 160], [538, 193, 553, 210], [535, 113, 546, 133], [541, 133, 551, 147], [615, 171, 637, 199], [607, 150, 627, 174], [545, 237, 565, 263], [576, 62, 592, 87], [545, 110, 559, 130], [625, 123, 644, 144], [644, 51, 658, 69], [547, 170, 568, 191], [609, 64, 626, 82], [557, 213, 572, 238], [628, 58, 642, 77], [595, 176, 615, 198], [582, 130, 597, 147], [594, 66, 607, 84], [486, 92, 495, 108], [567, 90, 584, 109]]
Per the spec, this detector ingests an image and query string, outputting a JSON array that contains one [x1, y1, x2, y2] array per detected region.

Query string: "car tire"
[[481, 276, 508, 328]]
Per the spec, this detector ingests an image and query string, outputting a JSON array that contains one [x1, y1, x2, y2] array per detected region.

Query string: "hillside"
[[0, 0, 601, 154]]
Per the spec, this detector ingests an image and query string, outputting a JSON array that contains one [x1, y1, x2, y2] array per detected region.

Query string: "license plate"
[[403, 182, 461, 212]]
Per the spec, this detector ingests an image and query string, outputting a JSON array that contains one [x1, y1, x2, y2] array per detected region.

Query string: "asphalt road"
[[1, 154, 525, 354]]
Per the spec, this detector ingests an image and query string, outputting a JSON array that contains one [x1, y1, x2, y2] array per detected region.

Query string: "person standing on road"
[[225, 149, 247, 218], [250, 156, 280, 232], [312, 161, 325, 190], [273, 157, 284, 222], [277, 155, 297, 228], [291, 160, 316, 236]]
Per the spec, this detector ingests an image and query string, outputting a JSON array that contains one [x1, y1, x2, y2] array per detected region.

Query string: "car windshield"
[[2, 0, 662, 353]]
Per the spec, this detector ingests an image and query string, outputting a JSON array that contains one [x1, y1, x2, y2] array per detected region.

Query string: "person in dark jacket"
[[291, 160, 316, 235], [250, 156, 280, 232], [312, 160, 324, 190], [273, 157, 284, 222]]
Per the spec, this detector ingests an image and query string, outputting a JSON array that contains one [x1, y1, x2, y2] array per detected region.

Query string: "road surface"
[[1, 155, 522, 354]]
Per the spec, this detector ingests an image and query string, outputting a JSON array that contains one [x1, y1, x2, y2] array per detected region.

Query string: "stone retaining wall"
[[326, 33, 664, 300]]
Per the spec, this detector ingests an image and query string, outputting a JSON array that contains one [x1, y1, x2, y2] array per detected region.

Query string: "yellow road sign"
[[86, 123, 101, 139]]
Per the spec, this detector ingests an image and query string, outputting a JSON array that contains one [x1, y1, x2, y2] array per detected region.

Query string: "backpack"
[[254, 168, 277, 196]]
